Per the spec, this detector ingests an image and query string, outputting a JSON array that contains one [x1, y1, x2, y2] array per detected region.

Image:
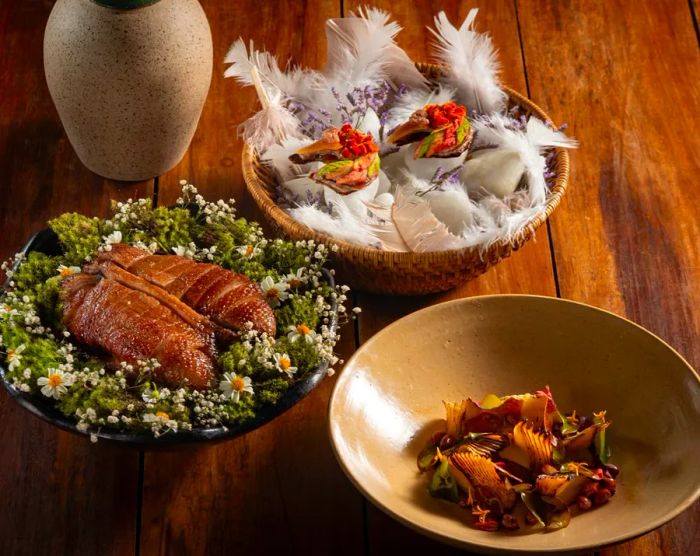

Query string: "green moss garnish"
[[49, 213, 102, 264], [274, 293, 319, 332]]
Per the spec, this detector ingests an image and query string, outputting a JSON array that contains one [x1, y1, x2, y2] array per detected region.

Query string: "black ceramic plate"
[[0, 228, 336, 447]]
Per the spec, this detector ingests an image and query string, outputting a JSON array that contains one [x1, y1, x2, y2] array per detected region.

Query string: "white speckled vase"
[[44, 0, 212, 181]]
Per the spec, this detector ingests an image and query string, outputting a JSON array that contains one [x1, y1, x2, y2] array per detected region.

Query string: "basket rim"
[[243, 67, 570, 262]]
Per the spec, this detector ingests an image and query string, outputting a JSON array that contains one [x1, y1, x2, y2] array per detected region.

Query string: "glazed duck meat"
[[62, 273, 217, 389], [60, 245, 277, 389], [99, 244, 276, 337]]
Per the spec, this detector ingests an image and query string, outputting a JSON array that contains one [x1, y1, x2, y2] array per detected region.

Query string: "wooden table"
[[1, 1, 698, 554]]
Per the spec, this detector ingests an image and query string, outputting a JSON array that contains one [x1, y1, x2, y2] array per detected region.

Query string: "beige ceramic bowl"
[[329, 295, 700, 554]]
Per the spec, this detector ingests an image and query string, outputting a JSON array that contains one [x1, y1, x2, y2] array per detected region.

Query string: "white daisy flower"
[[287, 323, 317, 344], [286, 267, 308, 289], [260, 276, 289, 307], [236, 244, 261, 259], [273, 353, 297, 378], [103, 230, 122, 244], [219, 372, 254, 402], [37, 368, 74, 399], [6, 343, 26, 370], [57, 264, 81, 278]]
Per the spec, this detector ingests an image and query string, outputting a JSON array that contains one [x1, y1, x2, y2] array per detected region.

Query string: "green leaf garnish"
[[367, 153, 380, 177], [428, 457, 459, 502], [593, 411, 610, 463], [546, 508, 571, 530], [417, 445, 439, 472], [455, 118, 470, 145], [519, 490, 546, 527], [315, 159, 353, 178], [416, 130, 440, 158]]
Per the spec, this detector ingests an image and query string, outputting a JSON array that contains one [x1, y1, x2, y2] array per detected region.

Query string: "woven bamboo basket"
[[243, 63, 570, 295]]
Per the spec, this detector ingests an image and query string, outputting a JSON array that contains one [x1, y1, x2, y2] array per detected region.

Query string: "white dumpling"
[[461, 149, 525, 198]]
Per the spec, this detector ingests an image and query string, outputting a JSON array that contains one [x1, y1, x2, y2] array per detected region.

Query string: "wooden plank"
[[342, 1, 559, 553], [139, 2, 366, 555], [517, 0, 700, 554], [0, 2, 151, 555]]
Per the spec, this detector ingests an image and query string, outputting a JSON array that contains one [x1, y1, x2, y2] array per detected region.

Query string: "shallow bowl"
[[329, 295, 700, 553]]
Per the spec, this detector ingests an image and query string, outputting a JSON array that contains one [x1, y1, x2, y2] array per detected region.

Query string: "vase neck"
[[92, 0, 163, 9]]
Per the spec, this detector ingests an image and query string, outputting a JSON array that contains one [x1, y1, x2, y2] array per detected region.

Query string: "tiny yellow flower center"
[[232, 377, 246, 391], [7, 349, 16, 360], [279, 357, 291, 370], [47, 373, 63, 388], [59, 267, 74, 277], [289, 278, 301, 289], [2, 304, 11, 312], [155, 411, 170, 420], [267, 288, 279, 299], [296, 324, 311, 335], [245, 244, 254, 257]]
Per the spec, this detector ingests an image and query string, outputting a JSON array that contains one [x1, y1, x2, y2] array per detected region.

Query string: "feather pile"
[[224, 8, 577, 253]]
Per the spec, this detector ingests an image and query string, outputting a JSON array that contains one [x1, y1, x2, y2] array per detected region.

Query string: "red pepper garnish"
[[425, 101, 467, 129], [338, 123, 379, 159]]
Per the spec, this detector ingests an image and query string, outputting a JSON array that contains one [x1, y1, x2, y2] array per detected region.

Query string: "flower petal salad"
[[0, 184, 350, 438], [418, 388, 618, 532]]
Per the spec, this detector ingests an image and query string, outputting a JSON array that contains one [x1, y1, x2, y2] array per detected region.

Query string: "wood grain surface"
[[518, 1, 700, 554], [0, 0, 698, 555], [0, 2, 151, 556]]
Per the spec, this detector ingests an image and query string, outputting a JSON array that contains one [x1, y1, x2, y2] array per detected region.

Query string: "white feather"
[[324, 178, 380, 218], [423, 188, 475, 235], [237, 88, 302, 152], [224, 38, 319, 101], [430, 9, 507, 114], [324, 7, 427, 89], [391, 188, 468, 252], [261, 137, 314, 181], [288, 204, 382, 248]]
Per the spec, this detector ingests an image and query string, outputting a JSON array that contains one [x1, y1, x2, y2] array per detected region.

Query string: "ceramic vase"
[[44, 0, 213, 181]]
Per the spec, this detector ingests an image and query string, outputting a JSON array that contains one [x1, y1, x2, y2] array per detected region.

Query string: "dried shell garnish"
[[512, 421, 553, 471], [455, 433, 508, 459], [535, 474, 569, 497], [450, 452, 517, 510]]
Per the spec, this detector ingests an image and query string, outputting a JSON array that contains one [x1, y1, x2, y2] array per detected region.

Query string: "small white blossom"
[[172, 245, 196, 258], [219, 372, 254, 402], [273, 353, 297, 379], [260, 276, 289, 307], [103, 230, 122, 245], [37, 368, 74, 399]]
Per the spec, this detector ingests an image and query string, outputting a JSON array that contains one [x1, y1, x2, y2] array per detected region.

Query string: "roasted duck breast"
[[99, 244, 276, 337], [62, 273, 217, 389]]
